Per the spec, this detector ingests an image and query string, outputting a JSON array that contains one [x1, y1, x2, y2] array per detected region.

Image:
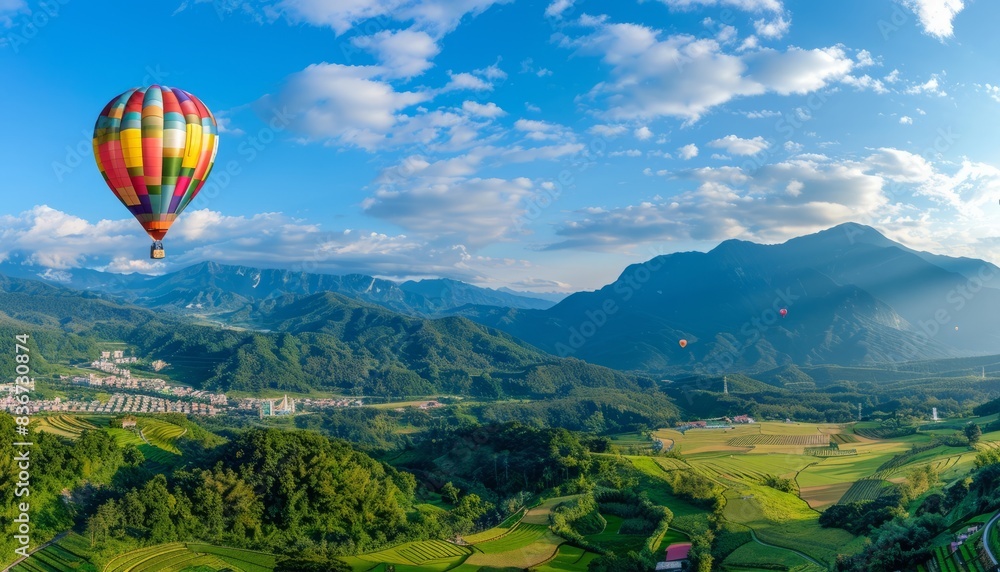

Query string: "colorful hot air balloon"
[[679, 339, 688, 348], [780, 308, 788, 317], [93, 85, 219, 259]]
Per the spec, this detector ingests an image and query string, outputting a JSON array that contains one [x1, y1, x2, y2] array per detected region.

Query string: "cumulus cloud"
[[899, 115, 913, 125], [514, 118, 574, 141], [363, 177, 536, 247], [707, 134, 770, 155], [257, 63, 504, 151], [0, 205, 541, 283], [0, 206, 139, 268], [900, 0, 964, 40], [273, 0, 513, 37], [545, 0, 576, 18], [352, 29, 440, 79], [560, 18, 852, 122], [543, 156, 887, 250], [633, 126, 653, 141], [588, 124, 628, 138], [753, 15, 789, 38], [462, 101, 505, 118], [678, 144, 699, 160]]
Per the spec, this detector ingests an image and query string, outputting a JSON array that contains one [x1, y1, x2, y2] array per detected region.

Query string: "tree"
[[965, 423, 982, 445], [441, 482, 461, 505]]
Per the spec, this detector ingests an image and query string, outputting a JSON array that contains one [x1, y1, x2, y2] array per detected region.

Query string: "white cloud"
[[634, 126, 654, 140], [256, 63, 429, 150], [900, 0, 964, 40], [588, 124, 628, 138], [856, 49, 876, 67], [707, 134, 769, 155], [352, 29, 440, 79], [525, 102, 541, 112], [979, 84, 1000, 103], [364, 177, 536, 246], [544, 157, 887, 250], [678, 143, 699, 160], [561, 19, 853, 122], [842, 74, 888, 94], [4, 205, 537, 281], [0, 206, 139, 268], [514, 118, 574, 141], [443, 71, 492, 91], [545, 0, 576, 18], [653, 0, 783, 13], [739, 109, 780, 118], [274, 0, 513, 38], [885, 69, 900, 83], [462, 100, 505, 118], [0, 0, 28, 27], [610, 149, 643, 157], [906, 73, 947, 96], [753, 15, 789, 39], [784, 141, 802, 152], [899, 115, 913, 125]]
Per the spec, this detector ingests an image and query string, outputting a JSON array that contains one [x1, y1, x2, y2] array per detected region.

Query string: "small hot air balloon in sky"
[[93, 85, 219, 259], [679, 339, 688, 348], [955, 326, 959, 331], [779, 308, 788, 317]]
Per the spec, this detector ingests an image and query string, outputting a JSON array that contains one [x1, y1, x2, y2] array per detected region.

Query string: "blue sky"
[[0, 0, 997, 292]]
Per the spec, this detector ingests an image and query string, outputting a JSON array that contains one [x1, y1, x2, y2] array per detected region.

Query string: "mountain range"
[[451, 223, 1000, 373], [0, 261, 559, 316], [3, 223, 1000, 376]]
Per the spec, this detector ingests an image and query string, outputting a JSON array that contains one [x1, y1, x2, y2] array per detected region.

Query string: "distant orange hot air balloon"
[[780, 308, 788, 317], [679, 339, 688, 348]]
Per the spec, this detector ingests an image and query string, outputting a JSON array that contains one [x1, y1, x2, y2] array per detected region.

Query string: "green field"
[[534, 545, 599, 572], [11, 534, 95, 572], [70, 541, 279, 572], [723, 541, 825, 571]]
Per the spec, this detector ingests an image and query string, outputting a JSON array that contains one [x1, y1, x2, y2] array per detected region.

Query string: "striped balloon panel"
[[93, 85, 218, 241]]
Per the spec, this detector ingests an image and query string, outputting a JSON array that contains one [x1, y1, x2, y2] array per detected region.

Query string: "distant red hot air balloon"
[[780, 308, 788, 317], [679, 339, 688, 348]]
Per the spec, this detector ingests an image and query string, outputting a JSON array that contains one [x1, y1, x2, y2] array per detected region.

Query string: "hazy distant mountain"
[[0, 261, 555, 317], [399, 278, 555, 310], [457, 223, 1000, 373]]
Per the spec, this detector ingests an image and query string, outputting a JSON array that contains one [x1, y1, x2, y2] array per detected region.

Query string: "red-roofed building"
[[665, 542, 691, 562]]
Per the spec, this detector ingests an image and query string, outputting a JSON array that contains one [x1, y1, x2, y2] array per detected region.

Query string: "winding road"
[[983, 510, 1000, 566]]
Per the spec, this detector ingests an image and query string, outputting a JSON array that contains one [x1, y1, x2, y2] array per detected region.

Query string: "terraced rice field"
[[462, 510, 524, 543], [34, 415, 97, 438], [535, 545, 599, 572], [837, 478, 890, 504], [462, 528, 564, 569], [830, 434, 860, 444], [10, 533, 93, 572], [97, 541, 274, 572], [804, 447, 858, 457], [727, 434, 830, 447], [341, 540, 470, 571], [185, 544, 276, 572], [138, 419, 186, 454], [475, 523, 550, 553]]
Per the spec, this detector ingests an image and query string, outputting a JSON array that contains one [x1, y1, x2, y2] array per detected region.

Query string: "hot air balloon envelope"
[[679, 339, 688, 348], [779, 308, 788, 317], [93, 85, 218, 256]]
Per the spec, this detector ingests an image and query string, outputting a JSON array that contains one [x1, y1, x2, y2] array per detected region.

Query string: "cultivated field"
[[643, 419, 1000, 565]]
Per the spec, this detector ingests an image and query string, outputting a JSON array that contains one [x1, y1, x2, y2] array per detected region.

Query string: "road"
[[983, 509, 1000, 566], [749, 529, 824, 568], [1, 532, 67, 572]]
